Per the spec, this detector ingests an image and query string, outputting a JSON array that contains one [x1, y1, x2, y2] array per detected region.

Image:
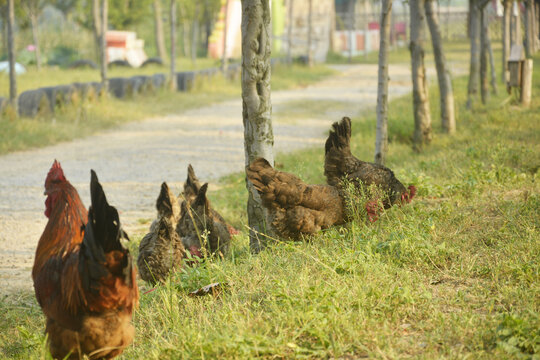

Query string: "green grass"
[[0, 63, 334, 155], [1, 51, 539, 358]]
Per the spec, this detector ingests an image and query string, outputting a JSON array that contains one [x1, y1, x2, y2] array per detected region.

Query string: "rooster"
[[325, 117, 416, 221], [246, 158, 346, 240], [138, 182, 185, 284], [32, 162, 139, 360], [177, 183, 231, 258]]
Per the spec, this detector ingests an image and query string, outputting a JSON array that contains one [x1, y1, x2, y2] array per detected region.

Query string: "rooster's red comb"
[[45, 160, 66, 188]]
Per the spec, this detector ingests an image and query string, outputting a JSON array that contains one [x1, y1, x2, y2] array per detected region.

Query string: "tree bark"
[[7, 0, 17, 109], [92, 0, 102, 61], [170, 0, 177, 90], [30, 13, 42, 70], [374, 0, 392, 165], [480, 6, 489, 104], [100, 0, 108, 92], [487, 21, 498, 95], [409, 0, 432, 150], [307, 0, 313, 66], [241, 0, 274, 253], [466, 0, 481, 109], [191, 2, 200, 65], [287, 0, 294, 64], [153, 0, 168, 62], [221, 0, 230, 72], [425, 0, 455, 134], [502, 0, 511, 82]]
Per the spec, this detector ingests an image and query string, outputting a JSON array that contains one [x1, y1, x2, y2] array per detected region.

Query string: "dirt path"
[[0, 63, 441, 294]]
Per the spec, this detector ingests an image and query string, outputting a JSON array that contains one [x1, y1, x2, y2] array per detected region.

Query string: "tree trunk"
[[100, 0, 108, 92], [466, 0, 481, 109], [241, 0, 274, 253], [7, 0, 17, 109], [480, 6, 489, 104], [153, 0, 168, 62], [29, 13, 42, 70], [191, 3, 200, 65], [170, 0, 177, 90], [502, 0, 511, 82], [287, 0, 294, 64], [425, 0, 455, 134], [92, 0, 102, 61], [374, 0, 392, 165], [307, 0, 313, 66], [487, 22, 498, 95], [221, 0, 230, 72], [409, 0, 432, 150]]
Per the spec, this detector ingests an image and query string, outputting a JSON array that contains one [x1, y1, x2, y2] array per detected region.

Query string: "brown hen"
[[137, 182, 185, 284], [325, 117, 416, 220], [246, 158, 346, 240]]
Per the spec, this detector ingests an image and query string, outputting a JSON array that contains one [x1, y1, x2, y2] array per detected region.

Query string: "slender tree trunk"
[[425, 0, 455, 134], [467, 0, 481, 109], [502, 0, 511, 82], [170, 0, 177, 90], [30, 13, 42, 70], [480, 6, 489, 104], [375, 0, 392, 165], [364, 0, 369, 58], [153, 0, 168, 62], [191, 3, 200, 65], [92, 0, 102, 61], [409, 0, 432, 150], [241, 0, 274, 253], [221, 0, 230, 72], [307, 0, 313, 66], [100, 0, 108, 92], [287, 0, 294, 64], [7, 0, 17, 110], [487, 23, 498, 94]]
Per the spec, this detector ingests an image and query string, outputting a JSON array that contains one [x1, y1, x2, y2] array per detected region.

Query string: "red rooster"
[[32, 161, 139, 359]]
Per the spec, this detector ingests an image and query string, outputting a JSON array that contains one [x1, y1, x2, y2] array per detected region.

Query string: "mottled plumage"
[[137, 182, 185, 284], [325, 117, 415, 209], [246, 158, 346, 240]]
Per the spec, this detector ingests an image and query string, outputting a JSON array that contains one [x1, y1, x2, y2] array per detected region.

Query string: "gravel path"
[[0, 63, 436, 294]]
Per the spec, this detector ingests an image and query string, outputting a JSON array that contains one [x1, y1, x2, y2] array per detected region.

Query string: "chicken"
[[180, 164, 239, 236], [176, 183, 231, 258], [246, 158, 346, 240], [325, 117, 416, 220], [32, 162, 138, 360], [137, 182, 185, 284]]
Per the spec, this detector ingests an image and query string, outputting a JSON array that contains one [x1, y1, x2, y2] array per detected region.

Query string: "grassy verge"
[[1, 54, 538, 359], [0, 64, 334, 155]]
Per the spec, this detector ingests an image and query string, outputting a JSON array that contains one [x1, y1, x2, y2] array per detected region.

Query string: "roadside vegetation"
[[0, 63, 334, 155], [1, 49, 537, 358]]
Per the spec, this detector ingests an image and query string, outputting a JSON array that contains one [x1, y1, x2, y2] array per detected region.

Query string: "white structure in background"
[[208, 0, 242, 59], [106, 31, 148, 67], [0, 61, 26, 74]]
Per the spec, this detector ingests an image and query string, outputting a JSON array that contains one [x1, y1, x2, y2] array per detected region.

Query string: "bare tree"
[[221, 0, 229, 72], [7, 0, 17, 110], [502, 0, 512, 82], [241, 0, 274, 253], [466, 0, 485, 109], [92, 0, 102, 60], [191, 2, 200, 65], [22, 0, 45, 70], [100, 0, 108, 91], [409, 0, 432, 149], [170, 0, 177, 90], [425, 0, 455, 134], [307, 0, 313, 66], [480, 6, 489, 103], [153, 0, 168, 62], [375, 0, 392, 164], [524, 0, 537, 55], [286, 0, 294, 64]]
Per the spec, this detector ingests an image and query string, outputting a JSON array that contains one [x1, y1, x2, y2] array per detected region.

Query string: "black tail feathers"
[[325, 117, 352, 154]]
